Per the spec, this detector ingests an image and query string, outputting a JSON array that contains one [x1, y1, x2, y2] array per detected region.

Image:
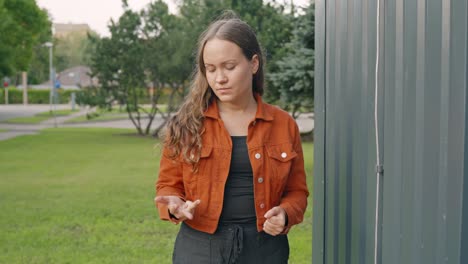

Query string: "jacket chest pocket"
[[266, 143, 297, 185], [182, 146, 214, 199]]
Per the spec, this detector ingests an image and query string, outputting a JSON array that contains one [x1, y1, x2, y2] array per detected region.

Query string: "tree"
[[268, 3, 314, 118], [83, 0, 185, 136], [82, 0, 299, 136], [27, 21, 54, 85], [0, 0, 51, 78], [141, 0, 191, 136], [85, 2, 149, 135], [177, 0, 295, 70], [54, 30, 99, 72]]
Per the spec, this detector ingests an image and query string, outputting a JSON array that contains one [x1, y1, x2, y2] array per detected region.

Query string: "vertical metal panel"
[[381, 0, 467, 263], [314, 0, 468, 263], [462, 1, 468, 263], [312, 0, 326, 262], [314, 0, 379, 263], [447, 0, 468, 263]]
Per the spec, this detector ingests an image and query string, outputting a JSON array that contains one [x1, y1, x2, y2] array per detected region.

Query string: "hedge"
[[0, 88, 76, 104], [0, 87, 184, 105]]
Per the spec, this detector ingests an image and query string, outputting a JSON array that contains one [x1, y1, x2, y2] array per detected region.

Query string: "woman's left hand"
[[263, 206, 287, 236]]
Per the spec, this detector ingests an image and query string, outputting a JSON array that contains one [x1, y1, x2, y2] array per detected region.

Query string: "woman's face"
[[203, 38, 259, 105]]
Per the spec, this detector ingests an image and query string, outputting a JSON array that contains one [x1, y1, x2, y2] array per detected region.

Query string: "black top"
[[219, 136, 257, 224]]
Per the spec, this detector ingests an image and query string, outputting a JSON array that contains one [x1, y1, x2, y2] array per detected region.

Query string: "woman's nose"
[[215, 71, 227, 83]]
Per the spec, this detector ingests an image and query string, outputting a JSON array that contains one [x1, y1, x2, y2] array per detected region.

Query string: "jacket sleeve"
[[279, 121, 310, 233], [155, 147, 185, 224]]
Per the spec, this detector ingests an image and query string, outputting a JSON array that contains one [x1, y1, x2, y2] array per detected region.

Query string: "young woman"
[[154, 13, 309, 264]]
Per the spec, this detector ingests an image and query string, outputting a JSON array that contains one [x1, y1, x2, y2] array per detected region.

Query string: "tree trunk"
[[22, 72, 28, 105]]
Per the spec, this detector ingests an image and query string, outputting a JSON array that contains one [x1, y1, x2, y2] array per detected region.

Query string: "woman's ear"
[[251, 54, 259, 74]]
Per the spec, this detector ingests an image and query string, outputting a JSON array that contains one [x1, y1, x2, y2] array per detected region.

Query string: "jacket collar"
[[204, 93, 274, 121]]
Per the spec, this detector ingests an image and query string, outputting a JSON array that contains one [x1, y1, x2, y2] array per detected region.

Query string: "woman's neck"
[[217, 95, 258, 136], [217, 95, 257, 115]]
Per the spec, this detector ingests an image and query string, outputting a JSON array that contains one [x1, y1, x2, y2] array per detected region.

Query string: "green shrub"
[[0, 86, 186, 106], [27, 89, 50, 104], [0, 88, 76, 104]]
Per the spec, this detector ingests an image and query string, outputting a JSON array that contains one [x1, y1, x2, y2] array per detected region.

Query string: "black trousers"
[[173, 222, 289, 264]]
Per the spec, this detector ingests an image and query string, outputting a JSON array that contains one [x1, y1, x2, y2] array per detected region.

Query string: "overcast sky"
[[36, 0, 310, 37]]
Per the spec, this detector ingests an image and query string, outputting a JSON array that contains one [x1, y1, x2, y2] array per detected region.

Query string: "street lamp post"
[[44, 42, 57, 127]]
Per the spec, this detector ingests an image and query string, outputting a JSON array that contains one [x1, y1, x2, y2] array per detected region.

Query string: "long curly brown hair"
[[163, 13, 265, 169]]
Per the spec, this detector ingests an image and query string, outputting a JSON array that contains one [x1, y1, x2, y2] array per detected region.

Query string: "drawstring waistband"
[[178, 222, 259, 264], [226, 225, 244, 264]]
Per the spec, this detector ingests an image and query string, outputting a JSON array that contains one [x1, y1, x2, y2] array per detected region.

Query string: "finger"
[[264, 206, 281, 219], [181, 209, 194, 220], [154, 196, 170, 205], [263, 223, 279, 236], [264, 219, 285, 232], [179, 200, 200, 220], [264, 228, 274, 236], [185, 199, 201, 211], [263, 221, 281, 236], [168, 204, 179, 215], [267, 215, 284, 225]]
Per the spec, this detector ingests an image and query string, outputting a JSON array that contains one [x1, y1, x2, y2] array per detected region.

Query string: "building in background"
[[28, 66, 97, 90], [53, 23, 91, 38]]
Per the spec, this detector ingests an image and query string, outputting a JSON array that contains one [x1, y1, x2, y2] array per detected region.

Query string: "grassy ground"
[[0, 128, 313, 263], [65, 106, 168, 124], [3, 109, 78, 124], [65, 105, 167, 123], [65, 113, 129, 123], [0, 129, 7, 132]]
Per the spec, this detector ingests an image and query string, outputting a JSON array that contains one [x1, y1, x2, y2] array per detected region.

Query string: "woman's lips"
[[217, 87, 231, 93]]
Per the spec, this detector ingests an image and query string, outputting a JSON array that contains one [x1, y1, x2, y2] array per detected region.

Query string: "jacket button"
[[260, 203, 265, 209], [258, 177, 264, 183], [255, 153, 261, 159], [281, 152, 287, 158]]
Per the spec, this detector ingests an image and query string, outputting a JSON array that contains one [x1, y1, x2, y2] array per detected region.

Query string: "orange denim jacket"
[[155, 95, 309, 234]]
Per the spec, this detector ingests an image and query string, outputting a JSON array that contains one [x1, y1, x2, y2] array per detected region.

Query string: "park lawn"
[[4, 109, 78, 124], [0, 128, 313, 263], [288, 138, 313, 264], [65, 113, 129, 123], [66, 106, 168, 124], [0, 129, 7, 132]]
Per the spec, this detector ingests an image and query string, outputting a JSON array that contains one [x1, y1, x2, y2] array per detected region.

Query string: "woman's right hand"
[[154, 196, 201, 221]]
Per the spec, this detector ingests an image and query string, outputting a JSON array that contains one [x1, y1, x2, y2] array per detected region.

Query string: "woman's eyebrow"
[[204, 60, 237, 66]]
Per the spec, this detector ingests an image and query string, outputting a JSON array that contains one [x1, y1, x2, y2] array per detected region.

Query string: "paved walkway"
[[0, 108, 89, 141], [0, 105, 313, 141]]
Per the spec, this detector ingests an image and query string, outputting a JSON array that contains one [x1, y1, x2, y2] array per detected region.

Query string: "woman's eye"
[[225, 64, 235, 70], [206, 67, 215, 73]]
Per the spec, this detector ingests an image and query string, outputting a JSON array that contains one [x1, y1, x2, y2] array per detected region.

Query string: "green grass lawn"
[[0, 129, 7, 132], [65, 106, 168, 124], [3, 109, 78, 124], [0, 128, 313, 263], [65, 113, 129, 123]]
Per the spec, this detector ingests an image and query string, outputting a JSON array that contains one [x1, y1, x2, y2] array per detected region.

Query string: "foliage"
[[85, 0, 188, 136], [86, 2, 155, 135], [141, 0, 192, 136], [0, 88, 76, 104], [54, 30, 99, 73], [0, 0, 51, 77], [75, 87, 108, 109], [268, 3, 314, 118], [27, 38, 52, 85], [176, 0, 296, 78], [84, 0, 301, 136], [0, 128, 313, 263]]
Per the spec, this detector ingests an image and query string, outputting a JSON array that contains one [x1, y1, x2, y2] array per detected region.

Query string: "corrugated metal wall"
[[313, 0, 468, 263]]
